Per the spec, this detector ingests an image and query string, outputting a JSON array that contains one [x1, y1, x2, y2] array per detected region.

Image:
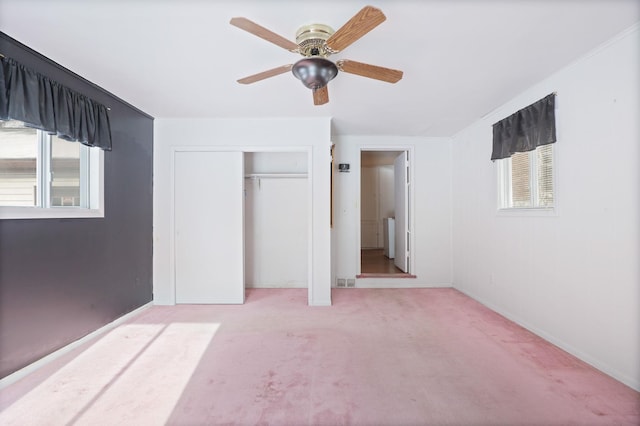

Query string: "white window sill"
[[497, 207, 557, 217], [0, 207, 104, 220]]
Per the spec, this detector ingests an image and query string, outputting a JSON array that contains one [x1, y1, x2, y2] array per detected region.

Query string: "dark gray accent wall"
[[0, 33, 154, 378]]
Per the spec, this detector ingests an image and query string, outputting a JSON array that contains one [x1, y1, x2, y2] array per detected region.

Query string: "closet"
[[244, 152, 308, 288], [173, 150, 309, 305]]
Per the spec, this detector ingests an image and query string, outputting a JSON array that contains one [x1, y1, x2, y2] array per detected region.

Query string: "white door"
[[174, 151, 244, 304], [394, 152, 409, 272]]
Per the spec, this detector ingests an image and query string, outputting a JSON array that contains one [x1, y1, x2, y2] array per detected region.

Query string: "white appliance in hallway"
[[383, 217, 395, 259]]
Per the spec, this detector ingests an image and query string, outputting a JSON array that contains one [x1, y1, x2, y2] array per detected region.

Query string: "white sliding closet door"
[[174, 151, 244, 304]]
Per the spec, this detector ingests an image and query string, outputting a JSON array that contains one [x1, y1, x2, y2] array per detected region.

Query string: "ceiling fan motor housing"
[[296, 24, 335, 57], [292, 57, 338, 90]]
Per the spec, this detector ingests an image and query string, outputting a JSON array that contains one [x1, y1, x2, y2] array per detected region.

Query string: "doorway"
[[359, 149, 411, 276]]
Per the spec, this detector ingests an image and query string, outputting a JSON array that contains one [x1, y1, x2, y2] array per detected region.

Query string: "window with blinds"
[[499, 144, 554, 209], [0, 119, 104, 219]]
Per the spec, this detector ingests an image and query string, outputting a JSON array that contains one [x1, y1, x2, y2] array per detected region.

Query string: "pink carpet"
[[1, 288, 638, 425]]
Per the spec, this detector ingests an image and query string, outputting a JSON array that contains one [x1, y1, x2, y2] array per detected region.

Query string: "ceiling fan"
[[230, 5, 403, 106]]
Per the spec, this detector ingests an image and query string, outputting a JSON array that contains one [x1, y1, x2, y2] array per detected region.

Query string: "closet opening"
[[244, 151, 309, 289]]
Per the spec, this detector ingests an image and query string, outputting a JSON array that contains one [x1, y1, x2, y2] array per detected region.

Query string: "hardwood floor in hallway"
[[360, 248, 405, 274]]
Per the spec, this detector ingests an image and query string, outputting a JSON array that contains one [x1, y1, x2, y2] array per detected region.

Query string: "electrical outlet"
[[336, 278, 346, 287], [346, 279, 356, 288]]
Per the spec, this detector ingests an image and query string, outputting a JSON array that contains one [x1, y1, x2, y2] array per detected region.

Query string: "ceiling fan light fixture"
[[292, 57, 338, 90], [231, 6, 401, 104]]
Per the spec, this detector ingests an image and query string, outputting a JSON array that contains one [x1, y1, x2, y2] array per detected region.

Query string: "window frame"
[[496, 144, 557, 217], [0, 129, 104, 220]]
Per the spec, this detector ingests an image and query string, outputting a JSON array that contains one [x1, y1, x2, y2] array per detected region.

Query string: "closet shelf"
[[244, 173, 308, 179]]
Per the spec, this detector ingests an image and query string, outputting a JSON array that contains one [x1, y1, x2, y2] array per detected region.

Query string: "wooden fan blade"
[[237, 64, 293, 84], [230, 17, 299, 52], [337, 59, 403, 83], [325, 6, 386, 53], [313, 86, 329, 105]]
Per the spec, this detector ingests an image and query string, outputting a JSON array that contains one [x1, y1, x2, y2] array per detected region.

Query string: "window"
[[0, 120, 103, 219], [498, 144, 554, 210]]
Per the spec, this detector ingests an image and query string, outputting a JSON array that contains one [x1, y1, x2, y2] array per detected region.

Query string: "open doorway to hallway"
[[359, 149, 411, 276]]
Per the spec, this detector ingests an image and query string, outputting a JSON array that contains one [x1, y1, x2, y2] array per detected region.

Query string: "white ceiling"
[[1, 0, 638, 137]]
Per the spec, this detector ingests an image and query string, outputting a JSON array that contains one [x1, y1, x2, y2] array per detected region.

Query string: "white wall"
[[360, 164, 395, 248], [332, 136, 453, 287], [452, 26, 639, 390], [378, 165, 395, 223], [153, 118, 332, 306], [245, 177, 308, 288], [245, 151, 307, 174]]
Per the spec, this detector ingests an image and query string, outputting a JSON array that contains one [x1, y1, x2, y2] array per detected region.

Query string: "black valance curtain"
[[0, 56, 112, 150], [491, 93, 556, 161]]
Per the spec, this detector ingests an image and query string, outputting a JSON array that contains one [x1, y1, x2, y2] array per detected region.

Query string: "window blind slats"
[[502, 145, 554, 209], [511, 152, 531, 207], [537, 144, 554, 207]]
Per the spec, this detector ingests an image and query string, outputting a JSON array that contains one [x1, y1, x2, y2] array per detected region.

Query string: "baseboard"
[[0, 302, 153, 389], [454, 286, 639, 392], [353, 280, 453, 289], [309, 298, 332, 306]]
